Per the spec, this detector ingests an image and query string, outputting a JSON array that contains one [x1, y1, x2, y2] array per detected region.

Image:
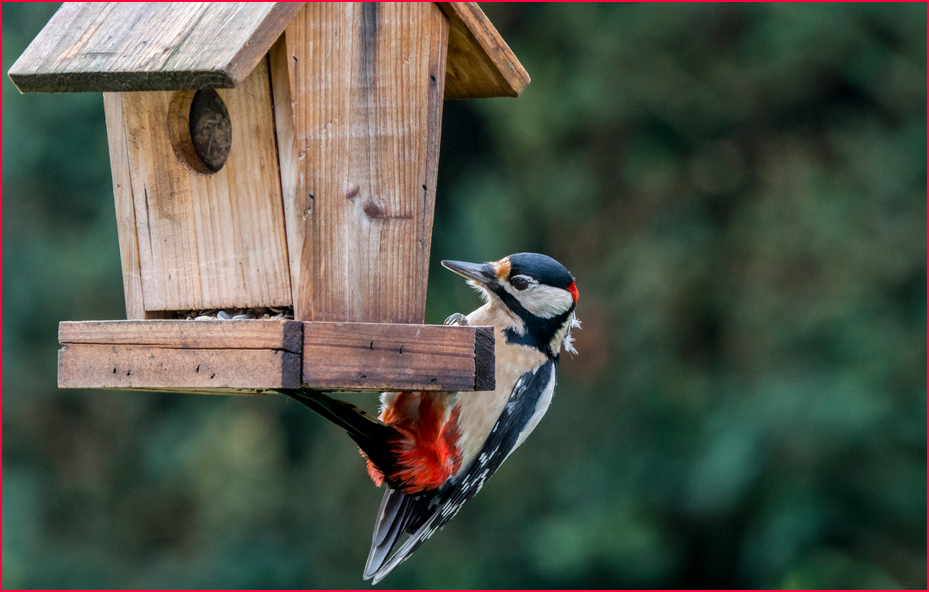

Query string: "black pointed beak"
[[441, 259, 498, 285]]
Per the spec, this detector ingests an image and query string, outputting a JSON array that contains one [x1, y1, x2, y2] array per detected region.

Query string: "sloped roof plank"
[[9, 2, 305, 93], [439, 2, 530, 99], [9, 2, 528, 98]]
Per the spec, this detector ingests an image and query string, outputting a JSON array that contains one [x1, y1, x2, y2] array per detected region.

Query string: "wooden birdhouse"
[[10, 2, 528, 395]]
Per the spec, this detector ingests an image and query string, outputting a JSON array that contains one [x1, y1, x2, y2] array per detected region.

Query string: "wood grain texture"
[[118, 58, 292, 312], [438, 2, 530, 99], [268, 35, 302, 298], [57, 320, 494, 393], [59, 320, 303, 353], [302, 322, 495, 392], [103, 93, 174, 320], [103, 92, 145, 319], [58, 344, 301, 390], [275, 3, 448, 323], [9, 2, 305, 93], [105, 387, 280, 396]]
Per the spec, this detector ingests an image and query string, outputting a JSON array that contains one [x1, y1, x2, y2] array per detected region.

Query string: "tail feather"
[[372, 487, 405, 548], [279, 388, 447, 583], [277, 389, 400, 477], [364, 488, 413, 579], [368, 510, 442, 584]]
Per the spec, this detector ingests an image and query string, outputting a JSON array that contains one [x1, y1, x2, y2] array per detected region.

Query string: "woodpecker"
[[280, 252, 579, 583]]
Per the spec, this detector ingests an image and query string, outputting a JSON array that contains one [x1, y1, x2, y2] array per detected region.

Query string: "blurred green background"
[[3, 3, 926, 589]]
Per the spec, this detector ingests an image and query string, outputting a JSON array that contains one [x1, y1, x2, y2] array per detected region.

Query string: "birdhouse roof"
[[8, 2, 528, 99]]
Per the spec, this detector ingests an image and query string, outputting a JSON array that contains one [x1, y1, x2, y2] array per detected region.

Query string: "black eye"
[[511, 277, 529, 291]]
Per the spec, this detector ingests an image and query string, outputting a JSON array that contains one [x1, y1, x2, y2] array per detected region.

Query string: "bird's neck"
[[467, 300, 571, 359]]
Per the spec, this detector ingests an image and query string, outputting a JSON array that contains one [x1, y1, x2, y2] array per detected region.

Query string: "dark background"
[[3, 3, 925, 589]]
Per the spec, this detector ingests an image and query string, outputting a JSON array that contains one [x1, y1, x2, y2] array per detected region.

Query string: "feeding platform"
[[10, 2, 529, 395], [58, 320, 494, 395]]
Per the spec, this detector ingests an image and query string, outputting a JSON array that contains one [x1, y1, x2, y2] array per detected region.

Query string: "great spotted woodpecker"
[[280, 253, 579, 583]]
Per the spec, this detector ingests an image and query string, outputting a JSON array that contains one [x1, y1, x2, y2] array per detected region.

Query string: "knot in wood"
[[362, 201, 382, 219]]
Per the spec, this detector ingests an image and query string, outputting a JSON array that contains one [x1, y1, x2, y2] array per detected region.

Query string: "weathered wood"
[[302, 322, 495, 392], [268, 36, 302, 297], [58, 344, 301, 390], [438, 2, 530, 99], [8, 2, 305, 93], [103, 92, 145, 319], [103, 93, 174, 320], [59, 320, 303, 353], [117, 58, 292, 312], [57, 320, 495, 393], [274, 3, 448, 323], [106, 387, 279, 396]]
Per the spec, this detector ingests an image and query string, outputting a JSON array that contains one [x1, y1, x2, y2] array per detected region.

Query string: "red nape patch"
[[567, 280, 579, 304]]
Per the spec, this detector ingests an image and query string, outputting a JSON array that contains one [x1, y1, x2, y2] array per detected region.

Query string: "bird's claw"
[[444, 312, 469, 327]]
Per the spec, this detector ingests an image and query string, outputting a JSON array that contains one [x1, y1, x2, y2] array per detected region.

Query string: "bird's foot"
[[444, 312, 469, 327]]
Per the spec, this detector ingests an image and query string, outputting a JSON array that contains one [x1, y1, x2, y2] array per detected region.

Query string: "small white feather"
[[562, 313, 581, 356]]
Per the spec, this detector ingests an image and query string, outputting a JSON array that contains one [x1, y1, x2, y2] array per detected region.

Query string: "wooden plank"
[[58, 344, 301, 390], [103, 93, 173, 320], [278, 3, 448, 323], [9, 3, 304, 93], [105, 387, 278, 396], [268, 35, 302, 296], [103, 92, 145, 320], [121, 58, 292, 311], [302, 322, 495, 392], [57, 320, 494, 393], [437, 2, 530, 99], [59, 320, 303, 354]]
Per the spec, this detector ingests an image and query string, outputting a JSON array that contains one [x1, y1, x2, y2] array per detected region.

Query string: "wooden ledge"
[[58, 320, 495, 394]]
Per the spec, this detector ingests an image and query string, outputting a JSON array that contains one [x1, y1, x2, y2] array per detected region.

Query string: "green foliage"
[[3, 2, 925, 588]]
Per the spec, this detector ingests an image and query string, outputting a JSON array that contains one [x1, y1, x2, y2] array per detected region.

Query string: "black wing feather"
[[277, 389, 402, 483]]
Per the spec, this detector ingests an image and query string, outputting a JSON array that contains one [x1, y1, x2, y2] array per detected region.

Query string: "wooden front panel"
[[272, 3, 448, 323], [301, 322, 495, 392], [59, 344, 301, 391], [56, 320, 495, 394], [57, 319, 304, 392], [105, 58, 292, 313]]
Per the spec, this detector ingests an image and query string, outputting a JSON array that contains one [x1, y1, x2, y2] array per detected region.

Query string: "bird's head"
[[442, 253, 580, 358]]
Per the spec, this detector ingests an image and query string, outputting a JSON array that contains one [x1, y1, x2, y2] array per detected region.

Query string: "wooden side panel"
[[437, 2, 530, 99], [275, 3, 448, 323], [58, 344, 301, 390], [59, 320, 303, 353], [268, 36, 302, 298], [103, 92, 145, 319], [120, 58, 292, 311], [9, 2, 305, 93], [302, 322, 495, 392]]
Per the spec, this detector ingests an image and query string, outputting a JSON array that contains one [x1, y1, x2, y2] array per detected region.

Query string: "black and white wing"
[[364, 358, 558, 584]]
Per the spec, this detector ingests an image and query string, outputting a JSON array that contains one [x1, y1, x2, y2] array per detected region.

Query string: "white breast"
[[454, 302, 549, 472]]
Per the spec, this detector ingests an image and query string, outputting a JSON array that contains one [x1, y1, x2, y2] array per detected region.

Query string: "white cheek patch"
[[513, 284, 574, 319]]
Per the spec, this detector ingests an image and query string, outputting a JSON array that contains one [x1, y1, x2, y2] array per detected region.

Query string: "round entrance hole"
[[168, 89, 231, 175], [189, 90, 231, 172]]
